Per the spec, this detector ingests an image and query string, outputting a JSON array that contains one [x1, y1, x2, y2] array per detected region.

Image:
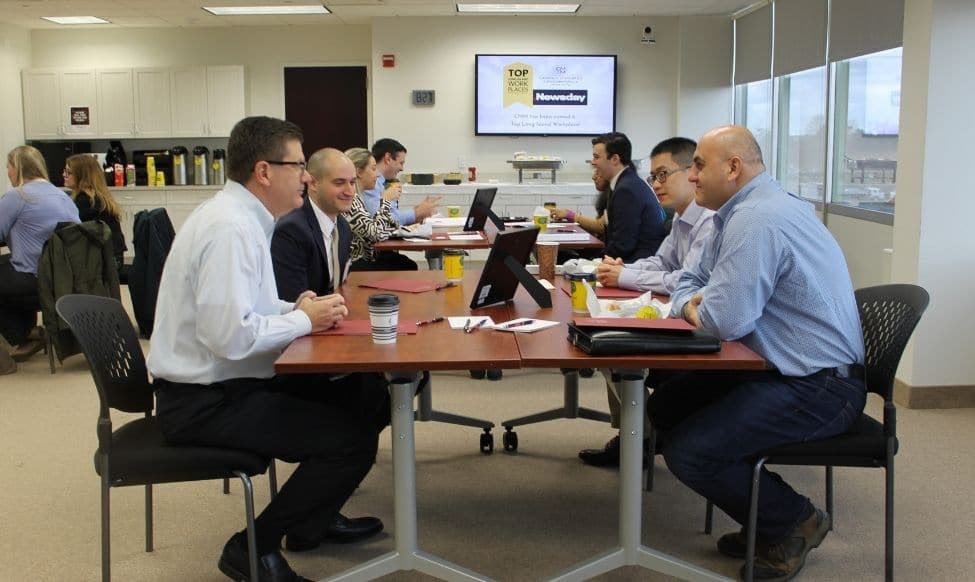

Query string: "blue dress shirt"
[[361, 175, 417, 226], [671, 172, 864, 377], [617, 200, 714, 294]]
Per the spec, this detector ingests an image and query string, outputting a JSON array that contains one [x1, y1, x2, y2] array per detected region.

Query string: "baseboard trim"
[[894, 379, 975, 409]]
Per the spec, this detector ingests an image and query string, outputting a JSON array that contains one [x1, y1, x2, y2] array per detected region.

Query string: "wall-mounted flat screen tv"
[[475, 54, 617, 137]]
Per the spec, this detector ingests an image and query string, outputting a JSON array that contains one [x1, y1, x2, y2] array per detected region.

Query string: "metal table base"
[[547, 369, 731, 582], [322, 374, 494, 582]]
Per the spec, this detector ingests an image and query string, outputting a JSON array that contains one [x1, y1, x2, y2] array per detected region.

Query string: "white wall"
[[369, 16, 681, 182], [827, 214, 894, 289], [0, 23, 31, 189], [894, 0, 975, 388], [29, 25, 371, 120], [677, 17, 734, 140]]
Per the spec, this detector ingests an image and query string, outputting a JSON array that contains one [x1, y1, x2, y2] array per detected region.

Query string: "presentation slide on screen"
[[476, 55, 616, 135]]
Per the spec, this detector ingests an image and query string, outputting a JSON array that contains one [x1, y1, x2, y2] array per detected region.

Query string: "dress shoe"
[[716, 528, 770, 559], [0, 347, 16, 375], [285, 513, 383, 552], [11, 338, 44, 362], [745, 505, 831, 581], [218, 532, 311, 582], [578, 434, 651, 468]]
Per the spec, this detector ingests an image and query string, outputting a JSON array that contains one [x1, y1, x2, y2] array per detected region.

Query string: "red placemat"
[[595, 287, 644, 299], [358, 279, 447, 293]]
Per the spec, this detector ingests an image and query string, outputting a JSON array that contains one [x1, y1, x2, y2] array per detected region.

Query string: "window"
[[776, 67, 827, 203], [735, 79, 774, 166], [830, 47, 902, 214]]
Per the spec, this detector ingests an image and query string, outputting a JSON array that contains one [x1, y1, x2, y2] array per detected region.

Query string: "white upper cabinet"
[[96, 69, 135, 138], [23, 65, 245, 139], [134, 68, 172, 137], [23, 69, 98, 138], [205, 66, 245, 137]]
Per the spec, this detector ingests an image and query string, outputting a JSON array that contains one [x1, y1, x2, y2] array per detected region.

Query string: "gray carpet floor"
[[3, 310, 973, 581]]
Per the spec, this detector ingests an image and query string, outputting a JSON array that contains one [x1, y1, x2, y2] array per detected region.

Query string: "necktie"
[[330, 226, 342, 292]]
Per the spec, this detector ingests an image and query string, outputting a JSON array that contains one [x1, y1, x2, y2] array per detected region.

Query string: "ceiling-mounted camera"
[[641, 25, 656, 45]]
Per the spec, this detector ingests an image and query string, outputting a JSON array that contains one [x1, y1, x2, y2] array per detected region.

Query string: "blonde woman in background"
[[343, 147, 417, 271], [0, 145, 80, 373], [64, 154, 127, 279]]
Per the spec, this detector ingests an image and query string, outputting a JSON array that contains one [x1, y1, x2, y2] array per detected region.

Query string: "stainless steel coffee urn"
[[211, 148, 226, 185], [193, 146, 209, 185], [171, 146, 188, 185]]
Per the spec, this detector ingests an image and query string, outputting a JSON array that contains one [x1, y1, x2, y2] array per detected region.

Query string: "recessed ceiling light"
[[203, 5, 331, 16], [456, 3, 580, 14], [41, 16, 111, 25]]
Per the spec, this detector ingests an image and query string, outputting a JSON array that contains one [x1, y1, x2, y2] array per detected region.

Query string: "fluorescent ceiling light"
[[41, 16, 111, 25], [457, 3, 579, 13], [203, 5, 330, 16]]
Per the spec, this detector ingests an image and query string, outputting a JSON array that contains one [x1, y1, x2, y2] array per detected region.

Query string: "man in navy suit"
[[591, 132, 666, 262], [270, 148, 388, 554], [272, 148, 354, 300]]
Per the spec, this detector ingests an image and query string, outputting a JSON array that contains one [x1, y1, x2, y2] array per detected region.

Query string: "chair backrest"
[[55, 295, 153, 416], [855, 284, 930, 400]]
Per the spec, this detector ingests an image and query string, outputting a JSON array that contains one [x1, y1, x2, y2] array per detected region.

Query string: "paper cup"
[[367, 293, 400, 344], [447, 205, 461, 217], [533, 212, 549, 232], [536, 241, 558, 281]]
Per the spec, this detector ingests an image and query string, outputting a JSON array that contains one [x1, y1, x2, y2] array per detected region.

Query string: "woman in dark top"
[[64, 154, 128, 280]]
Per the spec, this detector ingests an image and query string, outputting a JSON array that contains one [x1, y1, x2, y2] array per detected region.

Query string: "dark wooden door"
[[284, 66, 368, 158]]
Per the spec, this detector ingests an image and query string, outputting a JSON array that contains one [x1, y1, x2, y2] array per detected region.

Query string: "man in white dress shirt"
[[579, 137, 715, 467], [148, 116, 388, 582]]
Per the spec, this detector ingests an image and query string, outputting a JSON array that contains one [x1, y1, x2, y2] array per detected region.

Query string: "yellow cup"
[[447, 205, 461, 218], [444, 250, 464, 282], [533, 213, 549, 233], [569, 273, 596, 313]]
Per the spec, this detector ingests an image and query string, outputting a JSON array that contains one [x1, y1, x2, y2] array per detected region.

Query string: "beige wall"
[[0, 23, 31, 190], [827, 213, 894, 289], [29, 25, 372, 120]]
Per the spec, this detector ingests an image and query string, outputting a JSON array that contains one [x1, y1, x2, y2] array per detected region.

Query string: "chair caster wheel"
[[469, 369, 486, 379], [503, 430, 518, 452], [579, 368, 595, 378], [486, 369, 503, 381], [480, 431, 494, 454]]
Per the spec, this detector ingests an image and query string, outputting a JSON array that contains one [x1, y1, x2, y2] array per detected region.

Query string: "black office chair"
[[56, 294, 272, 582], [704, 283, 929, 582]]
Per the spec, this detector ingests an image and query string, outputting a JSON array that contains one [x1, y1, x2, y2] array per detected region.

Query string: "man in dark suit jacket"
[[270, 147, 387, 553], [592, 132, 666, 262], [272, 149, 354, 301]]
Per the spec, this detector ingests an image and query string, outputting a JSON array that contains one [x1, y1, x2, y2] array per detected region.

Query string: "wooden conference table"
[[373, 221, 604, 254], [275, 270, 764, 582]]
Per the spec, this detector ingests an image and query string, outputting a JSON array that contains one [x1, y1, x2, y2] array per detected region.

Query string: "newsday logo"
[[533, 89, 588, 105]]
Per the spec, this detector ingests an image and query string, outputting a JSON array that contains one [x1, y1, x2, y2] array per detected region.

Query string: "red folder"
[[572, 317, 694, 331], [313, 320, 419, 336], [595, 287, 644, 299]]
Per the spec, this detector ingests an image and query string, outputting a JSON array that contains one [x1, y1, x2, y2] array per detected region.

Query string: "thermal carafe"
[[171, 146, 188, 185], [211, 148, 226, 185], [193, 146, 210, 185]]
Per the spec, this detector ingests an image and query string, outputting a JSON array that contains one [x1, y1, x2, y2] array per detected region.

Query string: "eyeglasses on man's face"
[[649, 165, 691, 185], [266, 160, 307, 172]]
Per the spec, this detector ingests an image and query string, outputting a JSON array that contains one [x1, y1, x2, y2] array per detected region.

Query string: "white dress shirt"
[[147, 180, 312, 384], [309, 198, 337, 273], [616, 200, 715, 294]]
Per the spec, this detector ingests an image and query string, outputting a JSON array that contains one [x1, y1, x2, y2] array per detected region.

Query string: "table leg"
[[548, 369, 731, 582], [322, 373, 493, 582]]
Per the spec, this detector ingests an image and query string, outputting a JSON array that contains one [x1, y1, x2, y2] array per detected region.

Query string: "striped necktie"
[[330, 226, 341, 292]]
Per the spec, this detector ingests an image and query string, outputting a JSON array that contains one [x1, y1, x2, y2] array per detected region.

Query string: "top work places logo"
[[503, 62, 588, 107]]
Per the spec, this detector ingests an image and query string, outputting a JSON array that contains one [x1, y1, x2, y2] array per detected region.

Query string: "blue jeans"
[[647, 369, 866, 542]]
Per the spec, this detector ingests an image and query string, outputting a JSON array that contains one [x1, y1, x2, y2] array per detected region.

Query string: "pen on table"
[[463, 317, 472, 333], [415, 316, 444, 326], [474, 318, 488, 330], [435, 282, 456, 291], [502, 319, 535, 329]]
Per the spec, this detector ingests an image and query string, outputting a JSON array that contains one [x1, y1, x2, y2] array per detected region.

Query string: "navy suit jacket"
[[271, 195, 352, 302], [603, 166, 666, 263]]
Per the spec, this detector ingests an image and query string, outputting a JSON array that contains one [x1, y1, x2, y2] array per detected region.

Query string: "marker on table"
[[502, 319, 535, 329], [463, 318, 472, 333], [416, 316, 444, 326]]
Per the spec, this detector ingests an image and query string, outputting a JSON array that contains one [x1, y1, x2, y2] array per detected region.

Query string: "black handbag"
[[566, 322, 721, 355]]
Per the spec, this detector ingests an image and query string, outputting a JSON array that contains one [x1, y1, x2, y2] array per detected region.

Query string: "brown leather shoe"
[[744, 506, 832, 581], [0, 347, 16, 375], [11, 338, 44, 362], [717, 528, 770, 559]]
